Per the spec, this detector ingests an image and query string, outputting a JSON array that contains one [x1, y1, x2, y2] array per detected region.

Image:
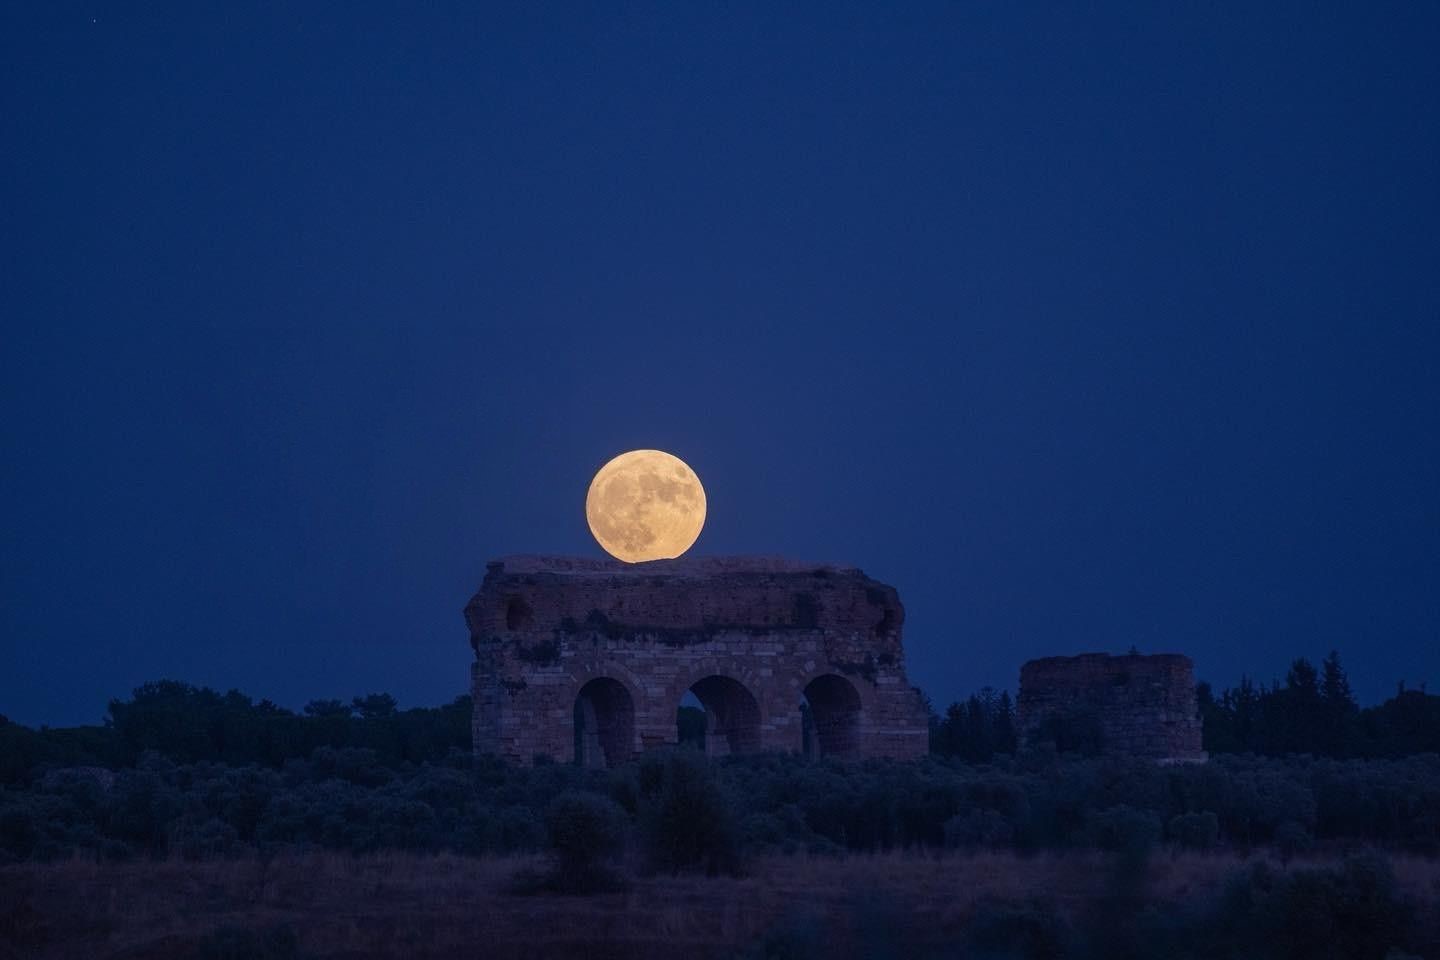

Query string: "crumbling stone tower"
[[1017, 652, 1206, 761], [465, 555, 929, 765]]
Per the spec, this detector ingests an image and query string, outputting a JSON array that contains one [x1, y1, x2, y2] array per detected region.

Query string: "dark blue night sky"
[[2, 4, 1437, 726]]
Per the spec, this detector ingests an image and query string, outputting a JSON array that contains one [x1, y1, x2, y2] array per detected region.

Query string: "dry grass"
[[3, 850, 1438, 959]]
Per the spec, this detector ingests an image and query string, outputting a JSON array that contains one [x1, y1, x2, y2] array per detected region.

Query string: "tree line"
[[3, 652, 1439, 784], [926, 651, 1440, 761], [0, 680, 472, 783], [1198, 652, 1440, 758]]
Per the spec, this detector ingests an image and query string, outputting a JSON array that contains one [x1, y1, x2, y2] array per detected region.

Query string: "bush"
[[174, 817, 240, 860], [190, 924, 301, 960], [742, 909, 826, 960], [1087, 805, 1161, 854], [1274, 820, 1313, 862], [639, 751, 742, 875], [103, 767, 181, 855], [1167, 811, 1220, 850], [966, 898, 1074, 960], [1205, 855, 1418, 960], [945, 809, 1014, 849], [543, 791, 628, 893], [0, 806, 38, 860], [4, 737, 1440, 864]]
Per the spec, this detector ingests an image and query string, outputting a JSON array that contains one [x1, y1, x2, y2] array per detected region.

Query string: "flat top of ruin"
[[488, 554, 861, 577], [1021, 652, 1194, 669]]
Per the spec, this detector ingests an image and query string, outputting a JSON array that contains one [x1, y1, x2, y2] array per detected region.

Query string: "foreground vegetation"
[[3, 742, 1440, 866], [0, 668, 1438, 870], [2, 659, 1439, 958], [3, 849, 1437, 959]]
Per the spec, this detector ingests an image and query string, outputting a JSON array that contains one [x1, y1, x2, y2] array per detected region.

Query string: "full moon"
[[585, 449, 706, 563]]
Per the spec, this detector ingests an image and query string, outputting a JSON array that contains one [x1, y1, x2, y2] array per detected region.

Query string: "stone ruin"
[[466, 555, 929, 765], [1017, 652, 1207, 762]]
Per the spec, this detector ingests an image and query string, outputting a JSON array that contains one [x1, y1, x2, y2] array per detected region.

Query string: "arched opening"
[[679, 675, 762, 756], [676, 690, 707, 751], [573, 677, 634, 768], [801, 674, 862, 758]]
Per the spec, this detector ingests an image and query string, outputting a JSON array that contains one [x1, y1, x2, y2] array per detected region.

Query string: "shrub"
[[1274, 820, 1313, 862], [1087, 805, 1161, 854], [543, 791, 628, 893], [102, 767, 181, 855], [966, 898, 1074, 960], [191, 924, 301, 960], [488, 805, 545, 853], [944, 809, 1014, 849], [0, 806, 38, 860], [742, 909, 826, 960], [1167, 811, 1220, 850], [639, 750, 742, 875], [1206, 855, 1417, 960], [174, 817, 240, 860], [6, 740, 1440, 864]]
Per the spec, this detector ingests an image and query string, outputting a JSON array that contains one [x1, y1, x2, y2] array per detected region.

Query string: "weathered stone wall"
[[1017, 653, 1206, 762], [466, 555, 928, 764]]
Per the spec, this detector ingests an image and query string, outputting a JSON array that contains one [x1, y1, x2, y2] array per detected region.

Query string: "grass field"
[[4, 850, 1440, 959]]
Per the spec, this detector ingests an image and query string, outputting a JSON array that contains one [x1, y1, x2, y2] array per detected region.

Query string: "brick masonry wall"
[[1016, 653, 1207, 761], [465, 555, 929, 764]]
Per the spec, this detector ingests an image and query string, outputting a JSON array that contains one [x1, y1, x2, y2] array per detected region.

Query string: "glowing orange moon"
[[585, 450, 706, 563]]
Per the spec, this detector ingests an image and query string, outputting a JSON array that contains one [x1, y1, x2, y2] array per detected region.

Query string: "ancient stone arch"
[[467, 555, 929, 765], [682, 674, 763, 756], [802, 673, 865, 758], [573, 676, 635, 768]]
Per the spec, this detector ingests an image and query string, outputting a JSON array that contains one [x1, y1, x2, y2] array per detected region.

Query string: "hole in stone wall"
[[801, 674, 863, 758], [681, 676, 762, 756], [676, 690, 706, 751], [574, 677, 634, 769], [504, 596, 533, 631]]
